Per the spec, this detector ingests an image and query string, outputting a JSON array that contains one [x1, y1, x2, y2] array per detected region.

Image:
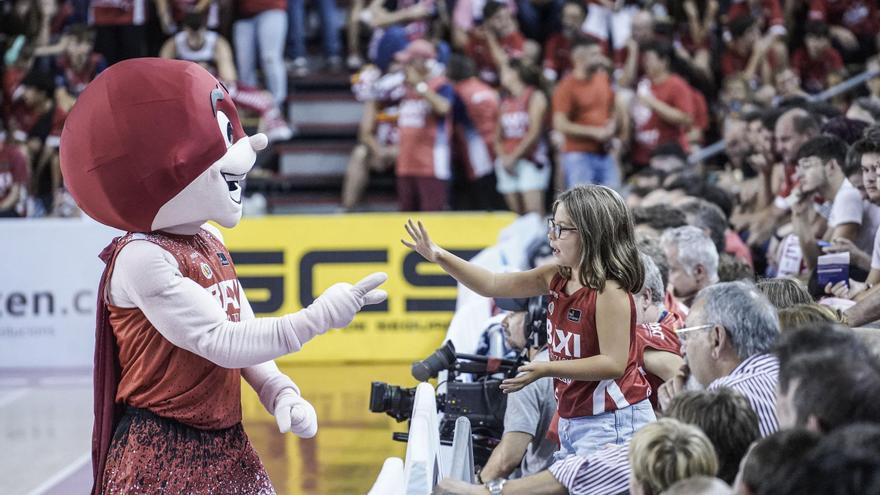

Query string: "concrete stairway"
[[245, 71, 397, 214]]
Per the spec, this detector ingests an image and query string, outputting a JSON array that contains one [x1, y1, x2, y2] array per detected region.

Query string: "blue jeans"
[[515, 0, 563, 43], [555, 399, 655, 459], [562, 151, 620, 190], [233, 9, 288, 105], [286, 0, 340, 58]]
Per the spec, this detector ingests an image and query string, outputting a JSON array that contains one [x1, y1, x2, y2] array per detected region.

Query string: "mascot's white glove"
[[273, 388, 318, 438], [287, 272, 388, 342]]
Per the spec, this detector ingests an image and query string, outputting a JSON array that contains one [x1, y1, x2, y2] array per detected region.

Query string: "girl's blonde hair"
[[629, 418, 719, 495], [778, 303, 845, 331], [554, 185, 644, 293]]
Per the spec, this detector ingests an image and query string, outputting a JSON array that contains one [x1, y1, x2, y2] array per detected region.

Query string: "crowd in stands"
[[2, 0, 880, 219]]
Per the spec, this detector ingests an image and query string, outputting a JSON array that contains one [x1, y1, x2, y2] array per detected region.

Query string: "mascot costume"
[[59, 58, 388, 494]]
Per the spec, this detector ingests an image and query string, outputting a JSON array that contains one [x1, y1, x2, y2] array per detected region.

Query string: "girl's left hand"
[[500, 362, 545, 394]]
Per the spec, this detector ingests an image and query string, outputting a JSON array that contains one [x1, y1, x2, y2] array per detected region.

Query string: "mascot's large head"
[[60, 58, 268, 233]]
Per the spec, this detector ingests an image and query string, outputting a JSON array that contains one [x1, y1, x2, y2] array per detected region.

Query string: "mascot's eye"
[[216, 110, 234, 148]]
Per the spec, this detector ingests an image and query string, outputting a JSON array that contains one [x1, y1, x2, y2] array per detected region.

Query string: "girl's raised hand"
[[401, 219, 442, 263]]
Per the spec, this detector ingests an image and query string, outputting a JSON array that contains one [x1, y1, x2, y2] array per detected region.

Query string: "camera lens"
[[411, 340, 456, 381]]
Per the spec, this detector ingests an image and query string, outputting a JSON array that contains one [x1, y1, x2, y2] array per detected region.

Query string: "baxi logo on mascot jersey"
[[208, 279, 242, 321]]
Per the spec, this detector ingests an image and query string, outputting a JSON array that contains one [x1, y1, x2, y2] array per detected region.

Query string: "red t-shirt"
[[809, 0, 879, 37], [547, 274, 651, 418], [465, 30, 525, 85], [791, 45, 844, 94], [552, 71, 614, 154], [0, 145, 28, 206], [635, 311, 683, 410], [396, 76, 454, 179], [631, 74, 694, 166]]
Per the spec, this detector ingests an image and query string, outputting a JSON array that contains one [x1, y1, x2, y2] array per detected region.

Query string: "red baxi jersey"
[[635, 311, 683, 410], [396, 76, 453, 179], [499, 86, 548, 166], [547, 274, 651, 418]]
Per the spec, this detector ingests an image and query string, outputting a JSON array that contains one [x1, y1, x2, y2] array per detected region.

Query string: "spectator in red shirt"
[[465, 1, 525, 85], [630, 41, 694, 169], [495, 59, 550, 216], [447, 54, 502, 211], [720, 15, 778, 87], [395, 40, 454, 211], [341, 64, 404, 211], [542, 0, 597, 83], [0, 141, 29, 218], [552, 37, 618, 189], [792, 20, 846, 94]]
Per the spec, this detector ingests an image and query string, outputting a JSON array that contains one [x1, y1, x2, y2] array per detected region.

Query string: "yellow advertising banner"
[[219, 212, 515, 364]]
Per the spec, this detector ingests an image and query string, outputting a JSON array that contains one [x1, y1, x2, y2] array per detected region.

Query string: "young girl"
[[495, 59, 551, 216], [403, 184, 655, 458]]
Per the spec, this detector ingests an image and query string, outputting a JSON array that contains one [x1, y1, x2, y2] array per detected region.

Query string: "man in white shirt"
[[790, 135, 874, 271]]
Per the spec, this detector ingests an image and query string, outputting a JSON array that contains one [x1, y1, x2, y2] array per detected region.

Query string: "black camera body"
[[369, 341, 524, 465]]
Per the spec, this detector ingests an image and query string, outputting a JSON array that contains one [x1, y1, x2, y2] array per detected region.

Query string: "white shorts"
[[495, 158, 551, 195]]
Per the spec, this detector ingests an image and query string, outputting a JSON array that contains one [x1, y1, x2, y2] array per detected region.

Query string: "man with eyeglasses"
[[658, 281, 780, 438]]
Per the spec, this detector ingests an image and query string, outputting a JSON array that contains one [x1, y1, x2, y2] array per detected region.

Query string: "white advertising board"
[[0, 219, 121, 369]]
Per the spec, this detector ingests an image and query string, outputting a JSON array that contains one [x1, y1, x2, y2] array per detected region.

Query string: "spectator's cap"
[[60, 58, 246, 232], [395, 39, 437, 63], [494, 297, 529, 312]]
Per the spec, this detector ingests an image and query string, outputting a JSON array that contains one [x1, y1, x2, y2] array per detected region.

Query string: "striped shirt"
[[707, 353, 780, 438], [547, 354, 780, 494], [548, 445, 629, 495]]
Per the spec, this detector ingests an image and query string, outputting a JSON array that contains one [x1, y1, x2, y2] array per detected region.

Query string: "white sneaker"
[[346, 54, 364, 71], [289, 57, 309, 77], [265, 119, 295, 143]]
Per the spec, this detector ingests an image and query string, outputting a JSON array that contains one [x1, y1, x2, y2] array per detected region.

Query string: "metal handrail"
[[687, 69, 880, 165]]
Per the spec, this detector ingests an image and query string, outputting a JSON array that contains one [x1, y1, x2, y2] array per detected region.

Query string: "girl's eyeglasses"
[[548, 218, 578, 238]]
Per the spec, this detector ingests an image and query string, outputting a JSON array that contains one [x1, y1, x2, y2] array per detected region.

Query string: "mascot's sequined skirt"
[[102, 407, 275, 494]]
